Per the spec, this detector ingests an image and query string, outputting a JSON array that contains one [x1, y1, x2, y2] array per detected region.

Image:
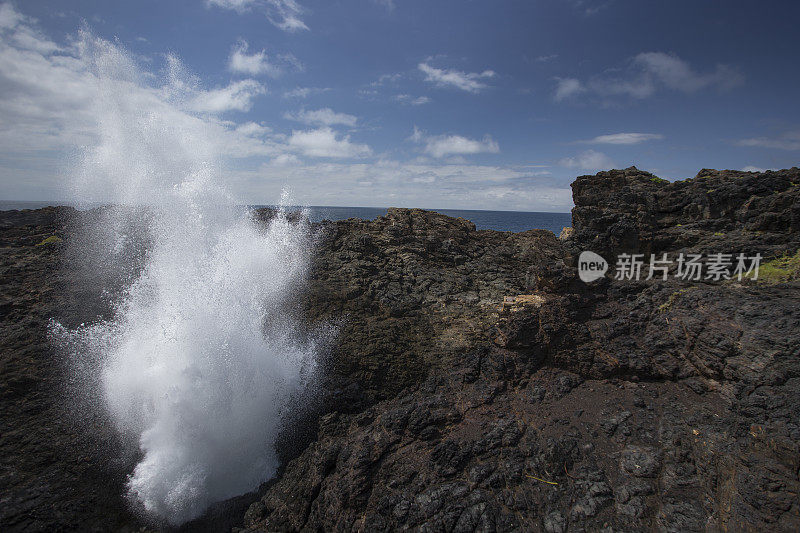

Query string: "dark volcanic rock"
[[244, 168, 800, 533], [2, 166, 800, 532], [0, 207, 138, 532], [301, 207, 564, 405], [569, 166, 800, 259]]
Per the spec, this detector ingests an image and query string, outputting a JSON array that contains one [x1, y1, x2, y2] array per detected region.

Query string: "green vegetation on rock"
[[36, 235, 62, 246], [659, 288, 690, 312], [750, 250, 800, 283]]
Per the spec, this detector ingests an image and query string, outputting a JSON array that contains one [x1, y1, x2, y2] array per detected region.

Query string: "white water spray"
[[53, 33, 321, 524]]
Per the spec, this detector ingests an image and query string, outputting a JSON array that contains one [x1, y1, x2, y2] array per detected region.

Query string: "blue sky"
[[1, 0, 799, 210]]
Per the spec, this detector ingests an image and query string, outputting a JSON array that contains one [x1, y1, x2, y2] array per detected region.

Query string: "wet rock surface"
[[1, 167, 799, 531]]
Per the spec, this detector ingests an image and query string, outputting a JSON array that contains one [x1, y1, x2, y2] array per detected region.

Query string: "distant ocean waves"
[[0, 201, 572, 234]]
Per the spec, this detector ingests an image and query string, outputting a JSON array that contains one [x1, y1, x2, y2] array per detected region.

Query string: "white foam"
[[53, 32, 320, 524]]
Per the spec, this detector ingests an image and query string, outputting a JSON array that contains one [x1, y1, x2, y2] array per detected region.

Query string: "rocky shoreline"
[[1, 167, 799, 531]]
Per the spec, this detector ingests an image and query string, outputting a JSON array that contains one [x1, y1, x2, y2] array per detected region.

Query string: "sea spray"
[[51, 32, 324, 524]]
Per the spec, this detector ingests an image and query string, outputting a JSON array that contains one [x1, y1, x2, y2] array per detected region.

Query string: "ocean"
[[0, 201, 572, 234]]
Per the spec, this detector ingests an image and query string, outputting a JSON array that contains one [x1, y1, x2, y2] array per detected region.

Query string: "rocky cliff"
[[243, 167, 800, 532], [570, 166, 799, 258], [1, 167, 799, 532]]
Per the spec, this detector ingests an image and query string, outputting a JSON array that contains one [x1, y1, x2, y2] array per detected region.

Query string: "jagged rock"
[[297, 207, 565, 405], [569, 166, 800, 260], [2, 167, 800, 531], [244, 168, 800, 533]]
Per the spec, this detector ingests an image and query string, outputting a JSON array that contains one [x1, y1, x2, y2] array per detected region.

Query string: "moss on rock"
[[35, 235, 62, 246]]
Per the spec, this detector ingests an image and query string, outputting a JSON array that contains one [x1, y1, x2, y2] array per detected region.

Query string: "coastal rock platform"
[[1, 168, 798, 531]]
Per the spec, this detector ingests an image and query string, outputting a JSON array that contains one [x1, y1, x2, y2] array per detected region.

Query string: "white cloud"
[[424, 135, 500, 158], [394, 94, 431, 105], [269, 153, 300, 166], [284, 108, 357, 127], [282, 86, 329, 99], [0, 3, 59, 53], [190, 79, 266, 113], [555, 52, 743, 102], [228, 41, 281, 76], [559, 150, 615, 170], [283, 87, 309, 98], [0, 2, 23, 28], [418, 63, 495, 93], [634, 52, 743, 93], [206, 0, 254, 9], [361, 75, 430, 104], [0, 3, 574, 212], [234, 121, 271, 137], [288, 127, 371, 158], [554, 77, 584, 101], [206, 0, 308, 32], [736, 131, 800, 151], [741, 166, 771, 172], [580, 132, 663, 145], [410, 127, 500, 158], [371, 72, 403, 87], [0, 4, 287, 200], [408, 126, 425, 143], [0, 12, 96, 157], [535, 54, 558, 62]]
